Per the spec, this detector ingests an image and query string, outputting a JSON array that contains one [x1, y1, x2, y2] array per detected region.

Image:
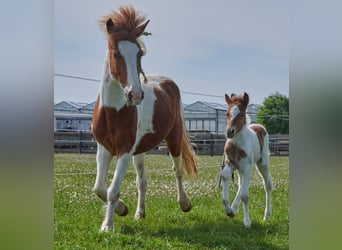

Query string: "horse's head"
[[224, 92, 249, 138], [99, 6, 150, 105]]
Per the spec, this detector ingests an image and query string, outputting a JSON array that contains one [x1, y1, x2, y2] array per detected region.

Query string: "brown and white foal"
[[221, 92, 273, 227]]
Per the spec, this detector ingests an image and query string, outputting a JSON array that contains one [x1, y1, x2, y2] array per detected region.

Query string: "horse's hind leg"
[[133, 153, 147, 220], [170, 155, 192, 212], [256, 159, 273, 220]]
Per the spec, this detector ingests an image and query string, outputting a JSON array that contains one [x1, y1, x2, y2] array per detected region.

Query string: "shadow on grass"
[[119, 217, 286, 249]]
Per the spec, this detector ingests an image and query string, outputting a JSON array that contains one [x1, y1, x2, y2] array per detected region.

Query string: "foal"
[[221, 92, 273, 227]]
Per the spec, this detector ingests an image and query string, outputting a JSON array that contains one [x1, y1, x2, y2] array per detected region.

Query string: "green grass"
[[54, 154, 289, 249]]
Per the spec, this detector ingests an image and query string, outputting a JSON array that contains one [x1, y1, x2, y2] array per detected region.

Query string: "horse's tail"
[[180, 109, 198, 177]]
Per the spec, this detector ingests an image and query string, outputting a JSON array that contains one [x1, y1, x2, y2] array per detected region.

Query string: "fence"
[[54, 131, 289, 156]]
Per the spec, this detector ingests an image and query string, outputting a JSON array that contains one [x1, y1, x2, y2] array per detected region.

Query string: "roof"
[[79, 101, 96, 113], [184, 101, 227, 112], [54, 100, 260, 114], [54, 101, 90, 113]]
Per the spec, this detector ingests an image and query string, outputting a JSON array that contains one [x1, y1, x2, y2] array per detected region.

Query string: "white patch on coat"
[[99, 51, 126, 110], [130, 80, 158, 153]]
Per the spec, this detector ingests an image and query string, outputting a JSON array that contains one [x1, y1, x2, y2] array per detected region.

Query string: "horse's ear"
[[106, 18, 115, 34], [225, 94, 232, 105], [136, 20, 150, 37], [243, 92, 249, 107]]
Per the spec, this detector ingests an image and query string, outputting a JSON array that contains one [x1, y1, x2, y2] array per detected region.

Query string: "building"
[[54, 102, 92, 131], [184, 101, 227, 134], [54, 112, 92, 131], [184, 101, 260, 134], [54, 100, 260, 133]]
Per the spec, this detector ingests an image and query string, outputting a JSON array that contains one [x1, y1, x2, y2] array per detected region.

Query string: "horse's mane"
[[98, 5, 147, 41]]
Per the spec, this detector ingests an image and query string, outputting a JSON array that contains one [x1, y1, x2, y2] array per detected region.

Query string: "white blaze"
[[118, 40, 142, 95], [230, 105, 240, 120]]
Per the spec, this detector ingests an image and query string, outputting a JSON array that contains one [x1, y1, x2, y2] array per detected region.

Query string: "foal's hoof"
[[178, 198, 192, 212], [115, 200, 128, 216]]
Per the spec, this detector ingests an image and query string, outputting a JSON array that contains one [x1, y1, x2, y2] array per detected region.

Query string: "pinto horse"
[[91, 6, 198, 232], [221, 92, 273, 227]]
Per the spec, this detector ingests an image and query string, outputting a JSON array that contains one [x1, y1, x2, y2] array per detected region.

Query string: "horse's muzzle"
[[226, 128, 235, 138], [127, 90, 144, 105]]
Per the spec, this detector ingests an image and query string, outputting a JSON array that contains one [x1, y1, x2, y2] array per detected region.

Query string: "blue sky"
[[54, 0, 288, 105]]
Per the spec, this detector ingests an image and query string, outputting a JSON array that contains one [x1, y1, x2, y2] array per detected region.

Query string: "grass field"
[[54, 153, 289, 249]]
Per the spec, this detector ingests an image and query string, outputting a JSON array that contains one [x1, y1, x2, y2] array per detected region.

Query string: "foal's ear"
[[243, 92, 249, 107], [225, 94, 232, 105], [136, 20, 150, 37], [106, 18, 115, 34]]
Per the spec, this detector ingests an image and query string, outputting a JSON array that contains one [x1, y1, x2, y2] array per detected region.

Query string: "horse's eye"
[[113, 52, 121, 59]]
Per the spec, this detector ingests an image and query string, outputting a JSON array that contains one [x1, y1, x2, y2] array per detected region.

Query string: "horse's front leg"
[[171, 155, 192, 212], [101, 153, 131, 232], [133, 153, 147, 220], [221, 164, 235, 218], [232, 165, 252, 227], [93, 144, 112, 202]]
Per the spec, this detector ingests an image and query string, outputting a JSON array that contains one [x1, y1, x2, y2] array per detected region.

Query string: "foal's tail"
[[180, 111, 198, 177]]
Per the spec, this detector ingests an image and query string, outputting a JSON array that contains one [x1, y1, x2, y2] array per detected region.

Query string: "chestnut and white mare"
[[221, 92, 273, 227], [91, 6, 197, 232]]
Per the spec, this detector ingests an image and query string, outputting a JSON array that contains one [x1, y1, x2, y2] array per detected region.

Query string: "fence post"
[[79, 131, 83, 154]]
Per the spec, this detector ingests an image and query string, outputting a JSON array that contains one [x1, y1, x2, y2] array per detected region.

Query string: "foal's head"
[[225, 92, 249, 138], [99, 6, 150, 105]]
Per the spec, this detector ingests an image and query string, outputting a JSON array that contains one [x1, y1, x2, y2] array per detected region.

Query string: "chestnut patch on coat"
[[224, 141, 247, 166], [92, 79, 183, 157], [249, 124, 266, 152], [92, 97, 137, 157], [135, 79, 181, 156]]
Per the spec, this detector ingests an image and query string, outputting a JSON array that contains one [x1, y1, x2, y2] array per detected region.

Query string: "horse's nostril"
[[128, 91, 133, 102], [227, 128, 235, 138], [141, 91, 145, 101]]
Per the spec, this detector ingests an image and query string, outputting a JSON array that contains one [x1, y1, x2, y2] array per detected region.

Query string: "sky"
[[54, 0, 288, 105]]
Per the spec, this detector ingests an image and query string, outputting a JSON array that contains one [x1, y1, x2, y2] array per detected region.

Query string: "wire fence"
[[54, 131, 289, 156]]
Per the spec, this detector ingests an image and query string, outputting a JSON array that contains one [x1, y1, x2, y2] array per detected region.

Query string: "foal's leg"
[[93, 144, 112, 202], [232, 165, 253, 227], [256, 159, 273, 220], [171, 155, 192, 212], [101, 153, 131, 232], [221, 164, 235, 217], [133, 153, 147, 220]]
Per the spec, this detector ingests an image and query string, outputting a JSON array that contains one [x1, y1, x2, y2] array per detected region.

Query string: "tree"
[[257, 92, 289, 134]]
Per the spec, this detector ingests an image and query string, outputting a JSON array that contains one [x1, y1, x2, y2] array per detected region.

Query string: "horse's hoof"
[[134, 212, 145, 220], [100, 223, 113, 232], [226, 211, 235, 218], [115, 200, 128, 216], [244, 221, 251, 228]]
